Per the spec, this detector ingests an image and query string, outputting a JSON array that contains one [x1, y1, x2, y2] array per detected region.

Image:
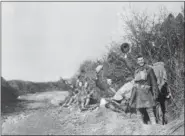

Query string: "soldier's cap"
[[120, 43, 130, 53]]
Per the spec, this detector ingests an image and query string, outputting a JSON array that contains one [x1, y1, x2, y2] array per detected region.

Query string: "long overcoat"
[[129, 64, 159, 109]]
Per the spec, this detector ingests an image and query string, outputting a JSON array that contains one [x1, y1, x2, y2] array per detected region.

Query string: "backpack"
[[149, 62, 167, 90]]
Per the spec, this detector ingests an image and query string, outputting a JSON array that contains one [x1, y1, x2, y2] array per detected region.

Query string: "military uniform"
[[130, 64, 159, 124], [96, 69, 115, 98]]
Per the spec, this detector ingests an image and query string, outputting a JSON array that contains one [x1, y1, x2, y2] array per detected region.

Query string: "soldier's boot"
[[137, 109, 145, 125], [147, 107, 157, 125], [137, 108, 150, 133]]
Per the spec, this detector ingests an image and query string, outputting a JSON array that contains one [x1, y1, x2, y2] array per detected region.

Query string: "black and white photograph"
[[1, 0, 184, 135]]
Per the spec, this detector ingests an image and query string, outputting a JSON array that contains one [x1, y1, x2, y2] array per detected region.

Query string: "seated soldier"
[[62, 81, 81, 108], [62, 91, 76, 107], [78, 80, 98, 111], [78, 90, 87, 111], [105, 79, 135, 113], [80, 81, 93, 110], [84, 89, 96, 107], [112, 79, 135, 104], [65, 89, 79, 108], [83, 82, 90, 107]]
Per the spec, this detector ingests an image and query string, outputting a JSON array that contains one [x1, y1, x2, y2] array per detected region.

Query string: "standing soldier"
[[129, 54, 160, 125], [95, 65, 115, 98]]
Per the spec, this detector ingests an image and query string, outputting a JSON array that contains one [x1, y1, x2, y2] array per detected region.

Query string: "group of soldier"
[[60, 43, 170, 126], [61, 77, 96, 111]]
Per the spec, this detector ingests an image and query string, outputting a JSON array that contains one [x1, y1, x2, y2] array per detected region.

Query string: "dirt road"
[[1, 91, 184, 135]]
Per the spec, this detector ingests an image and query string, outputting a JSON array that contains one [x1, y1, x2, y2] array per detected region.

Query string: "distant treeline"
[[1, 77, 18, 103], [1, 76, 71, 110], [7, 78, 71, 96]]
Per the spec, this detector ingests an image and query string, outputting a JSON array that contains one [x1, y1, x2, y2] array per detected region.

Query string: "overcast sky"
[[2, 2, 183, 82]]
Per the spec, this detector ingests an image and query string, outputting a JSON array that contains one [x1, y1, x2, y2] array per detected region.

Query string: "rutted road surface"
[[1, 91, 184, 135]]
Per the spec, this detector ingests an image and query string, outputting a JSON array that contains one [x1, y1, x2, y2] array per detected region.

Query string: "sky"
[[2, 1, 184, 82]]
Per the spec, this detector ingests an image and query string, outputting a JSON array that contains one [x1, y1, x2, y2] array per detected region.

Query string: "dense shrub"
[[121, 10, 184, 119], [72, 8, 184, 119]]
